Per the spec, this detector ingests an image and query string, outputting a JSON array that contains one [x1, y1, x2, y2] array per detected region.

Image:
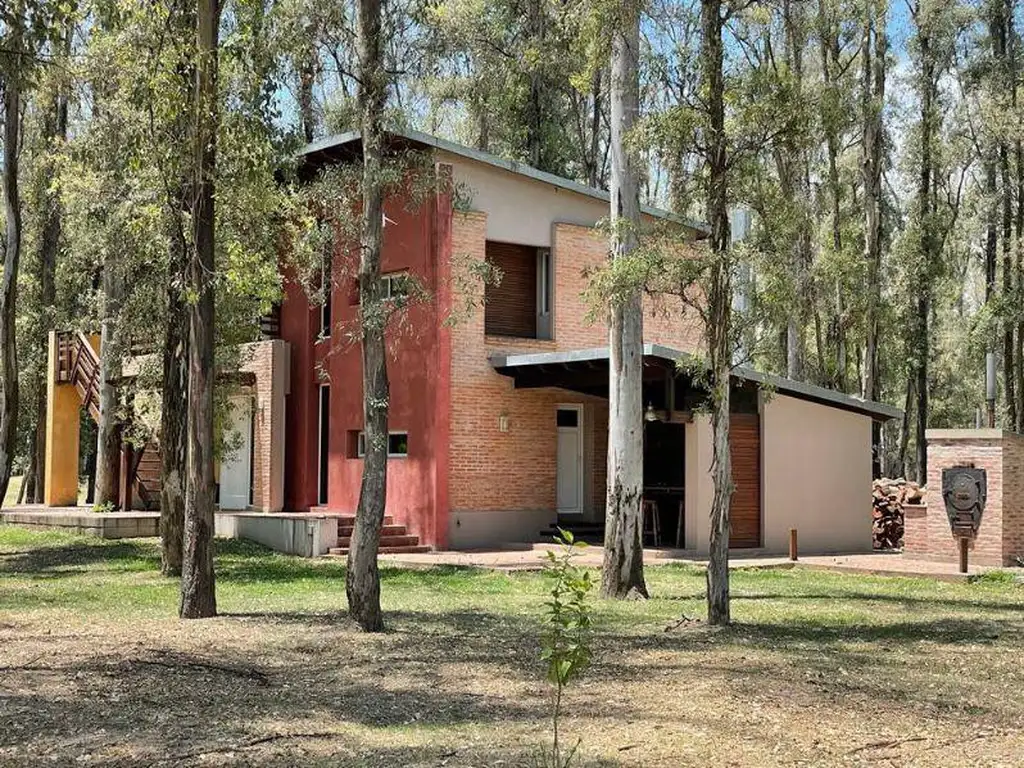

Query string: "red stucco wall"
[[278, 186, 453, 547]]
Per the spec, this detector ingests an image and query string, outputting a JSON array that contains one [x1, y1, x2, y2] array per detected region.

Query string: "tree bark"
[[600, 0, 647, 601], [179, 0, 220, 619], [914, 15, 934, 484], [862, 0, 886, 476], [346, 0, 390, 632], [703, 0, 732, 625], [0, 36, 24, 508], [94, 264, 123, 507], [160, 183, 190, 576]]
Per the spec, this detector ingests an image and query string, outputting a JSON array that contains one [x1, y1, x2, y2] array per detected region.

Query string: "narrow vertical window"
[[536, 248, 552, 340], [317, 385, 330, 505]]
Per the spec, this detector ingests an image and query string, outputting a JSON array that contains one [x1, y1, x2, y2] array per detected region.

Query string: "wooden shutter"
[[485, 241, 537, 338], [729, 413, 761, 548]]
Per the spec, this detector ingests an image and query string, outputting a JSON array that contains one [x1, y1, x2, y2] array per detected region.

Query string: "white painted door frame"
[[219, 396, 253, 510]]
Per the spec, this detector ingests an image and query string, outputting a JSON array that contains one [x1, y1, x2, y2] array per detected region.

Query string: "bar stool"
[[642, 499, 660, 547]]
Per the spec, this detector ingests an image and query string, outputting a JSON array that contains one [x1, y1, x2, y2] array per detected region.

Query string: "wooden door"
[[729, 413, 761, 548]]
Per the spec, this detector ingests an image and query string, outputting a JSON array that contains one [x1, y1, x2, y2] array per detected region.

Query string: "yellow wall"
[[43, 332, 81, 506]]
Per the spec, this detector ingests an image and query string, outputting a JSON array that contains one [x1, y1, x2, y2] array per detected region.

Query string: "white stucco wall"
[[760, 394, 873, 554], [442, 153, 608, 247]]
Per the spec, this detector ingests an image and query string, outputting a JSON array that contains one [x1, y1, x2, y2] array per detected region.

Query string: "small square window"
[[354, 430, 409, 457]]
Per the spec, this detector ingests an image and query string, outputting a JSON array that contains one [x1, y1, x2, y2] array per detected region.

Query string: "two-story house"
[[277, 128, 899, 555]]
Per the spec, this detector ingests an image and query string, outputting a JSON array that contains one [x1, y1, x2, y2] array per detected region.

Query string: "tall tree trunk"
[[914, 19, 934, 484], [30, 94, 67, 505], [94, 265, 122, 507], [161, 2, 194, 577], [298, 35, 317, 144], [525, 0, 544, 168], [0, 41, 23, 508], [985, 156, 998, 427], [30, 16, 71, 505], [346, 0, 390, 632], [160, 184, 190, 576], [1015, 0, 1024, 432], [600, 2, 647, 601], [819, 0, 846, 390], [862, 0, 886, 476], [781, 0, 809, 382], [702, 0, 732, 626], [180, 0, 221, 619], [588, 69, 602, 188]]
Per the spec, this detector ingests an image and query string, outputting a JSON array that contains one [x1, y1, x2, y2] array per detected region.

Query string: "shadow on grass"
[[0, 539, 160, 576]]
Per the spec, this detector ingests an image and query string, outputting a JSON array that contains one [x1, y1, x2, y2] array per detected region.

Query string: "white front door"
[[219, 397, 253, 510], [556, 406, 583, 514]]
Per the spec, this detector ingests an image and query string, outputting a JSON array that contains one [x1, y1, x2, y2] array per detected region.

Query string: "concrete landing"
[[0, 506, 160, 539]]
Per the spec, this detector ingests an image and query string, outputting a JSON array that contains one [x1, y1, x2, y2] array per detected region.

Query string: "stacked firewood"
[[872, 478, 924, 550]]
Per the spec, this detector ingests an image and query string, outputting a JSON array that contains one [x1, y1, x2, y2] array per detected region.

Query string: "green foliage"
[[538, 528, 593, 768]]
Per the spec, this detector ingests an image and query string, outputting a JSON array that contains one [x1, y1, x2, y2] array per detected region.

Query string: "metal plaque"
[[941, 467, 986, 537]]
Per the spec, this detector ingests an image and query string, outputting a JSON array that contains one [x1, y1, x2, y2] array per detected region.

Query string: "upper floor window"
[[484, 241, 552, 339]]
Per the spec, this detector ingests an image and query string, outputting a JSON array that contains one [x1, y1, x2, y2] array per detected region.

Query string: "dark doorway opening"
[[644, 421, 685, 547]]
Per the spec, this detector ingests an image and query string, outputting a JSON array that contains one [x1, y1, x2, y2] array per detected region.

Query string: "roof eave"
[[297, 128, 711, 236]]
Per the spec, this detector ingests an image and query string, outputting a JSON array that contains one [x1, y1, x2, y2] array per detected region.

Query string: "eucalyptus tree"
[[179, 0, 222, 619], [345, 0, 390, 633], [601, 0, 648, 601], [0, 0, 68, 507]]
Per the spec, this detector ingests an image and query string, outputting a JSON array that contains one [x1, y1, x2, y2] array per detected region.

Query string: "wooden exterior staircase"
[[55, 331, 161, 510], [327, 515, 430, 555]]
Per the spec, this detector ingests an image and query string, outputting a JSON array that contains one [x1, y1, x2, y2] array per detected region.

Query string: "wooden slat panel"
[[729, 413, 761, 548], [484, 241, 536, 338]]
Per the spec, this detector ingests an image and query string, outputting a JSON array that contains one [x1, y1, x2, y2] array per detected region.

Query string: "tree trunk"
[[179, 0, 220, 619], [94, 265, 122, 507], [862, 0, 886, 477], [600, 2, 647, 601], [21, 433, 36, 503], [588, 69, 602, 189], [160, 184, 190, 577], [0, 48, 23, 508], [819, 0, 846, 390], [525, 0, 544, 168], [346, 0, 390, 632], [298, 37, 317, 144], [703, 0, 732, 626], [914, 21, 934, 484]]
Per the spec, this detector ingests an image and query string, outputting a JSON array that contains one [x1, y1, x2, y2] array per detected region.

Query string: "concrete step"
[[327, 545, 432, 556], [338, 524, 407, 538], [337, 534, 420, 548]]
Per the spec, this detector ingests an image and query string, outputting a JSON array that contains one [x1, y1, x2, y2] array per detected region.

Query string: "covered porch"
[[490, 344, 900, 555]]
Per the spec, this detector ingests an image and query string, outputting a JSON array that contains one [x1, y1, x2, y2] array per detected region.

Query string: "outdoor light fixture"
[[644, 402, 659, 422], [498, 412, 510, 432]]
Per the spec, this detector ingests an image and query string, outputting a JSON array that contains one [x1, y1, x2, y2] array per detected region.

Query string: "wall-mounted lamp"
[[644, 402, 659, 423], [498, 412, 510, 433]]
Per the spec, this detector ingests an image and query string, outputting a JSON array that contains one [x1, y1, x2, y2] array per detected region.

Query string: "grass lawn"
[[0, 527, 1022, 767]]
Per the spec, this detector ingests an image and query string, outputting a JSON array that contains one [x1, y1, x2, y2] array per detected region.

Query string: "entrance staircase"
[[56, 331, 161, 510], [326, 514, 430, 555]]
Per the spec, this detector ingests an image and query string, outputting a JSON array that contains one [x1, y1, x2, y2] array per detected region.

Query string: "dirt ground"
[[1, 531, 1023, 767]]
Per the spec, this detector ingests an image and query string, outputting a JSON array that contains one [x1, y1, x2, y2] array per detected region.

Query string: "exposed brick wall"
[[912, 431, 1024, 566], [551, 223, 702, 354], [446, 213, 698, 542], [238, 339, 288, 513]]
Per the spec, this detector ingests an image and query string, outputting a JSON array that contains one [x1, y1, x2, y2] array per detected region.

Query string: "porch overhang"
[[488, 343, 902, 422]]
